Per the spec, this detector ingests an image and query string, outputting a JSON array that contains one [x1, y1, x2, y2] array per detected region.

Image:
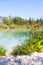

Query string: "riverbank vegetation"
[[0, 47, 6, 56], [0, 30, 43, 56], [11, 30, 43, 56], [0, 16, 43, 29]]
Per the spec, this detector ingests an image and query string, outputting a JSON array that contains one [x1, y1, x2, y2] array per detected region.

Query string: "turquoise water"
[[0, 30, 29, 48]]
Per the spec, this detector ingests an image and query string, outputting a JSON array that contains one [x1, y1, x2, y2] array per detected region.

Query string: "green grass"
[[11, 30, 43, 56]]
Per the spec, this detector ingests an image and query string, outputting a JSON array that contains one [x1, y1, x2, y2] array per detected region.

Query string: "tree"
[[28, 17, 32, 25], [7, 16, 13, 26], [2, 16, 8, 25]]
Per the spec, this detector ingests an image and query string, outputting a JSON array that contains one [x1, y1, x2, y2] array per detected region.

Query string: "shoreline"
[[0, 52, 43, 57], [0, 52, 43, 65]]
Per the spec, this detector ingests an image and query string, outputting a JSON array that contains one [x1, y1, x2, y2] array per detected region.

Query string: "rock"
[[0, 52, 43, 65]]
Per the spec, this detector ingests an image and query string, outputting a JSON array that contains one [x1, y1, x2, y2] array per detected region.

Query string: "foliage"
[[0, 47, 6, 56], [12, 30, 43, 56], [0, 16, 43, 29]]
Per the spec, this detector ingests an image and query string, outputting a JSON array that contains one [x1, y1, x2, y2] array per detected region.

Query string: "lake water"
[[0, 29, 29, 49]]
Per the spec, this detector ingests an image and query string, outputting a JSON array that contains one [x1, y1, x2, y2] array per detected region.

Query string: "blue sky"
[[0, 0, 43, 19]]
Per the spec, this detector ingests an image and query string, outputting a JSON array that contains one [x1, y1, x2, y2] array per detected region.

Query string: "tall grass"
[[11, 30, 43, 56]]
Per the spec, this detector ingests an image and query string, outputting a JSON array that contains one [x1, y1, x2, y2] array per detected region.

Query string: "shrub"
[[0, 47, 6, 56]]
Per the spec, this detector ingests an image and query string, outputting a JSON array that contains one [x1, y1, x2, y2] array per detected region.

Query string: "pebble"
[[0, 52, 43, 65]]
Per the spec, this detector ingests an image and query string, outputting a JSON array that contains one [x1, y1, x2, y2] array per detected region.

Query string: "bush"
[[0, 47, 6, 56]]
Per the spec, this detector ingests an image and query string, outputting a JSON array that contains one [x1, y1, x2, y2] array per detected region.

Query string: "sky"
[[0, 0, 43, 19]]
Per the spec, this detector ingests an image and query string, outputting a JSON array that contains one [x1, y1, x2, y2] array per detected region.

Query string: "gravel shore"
[[0, 52, 43, 65]]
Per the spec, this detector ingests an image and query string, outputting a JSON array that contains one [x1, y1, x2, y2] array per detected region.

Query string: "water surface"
[[0, 30, 29, 48]]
